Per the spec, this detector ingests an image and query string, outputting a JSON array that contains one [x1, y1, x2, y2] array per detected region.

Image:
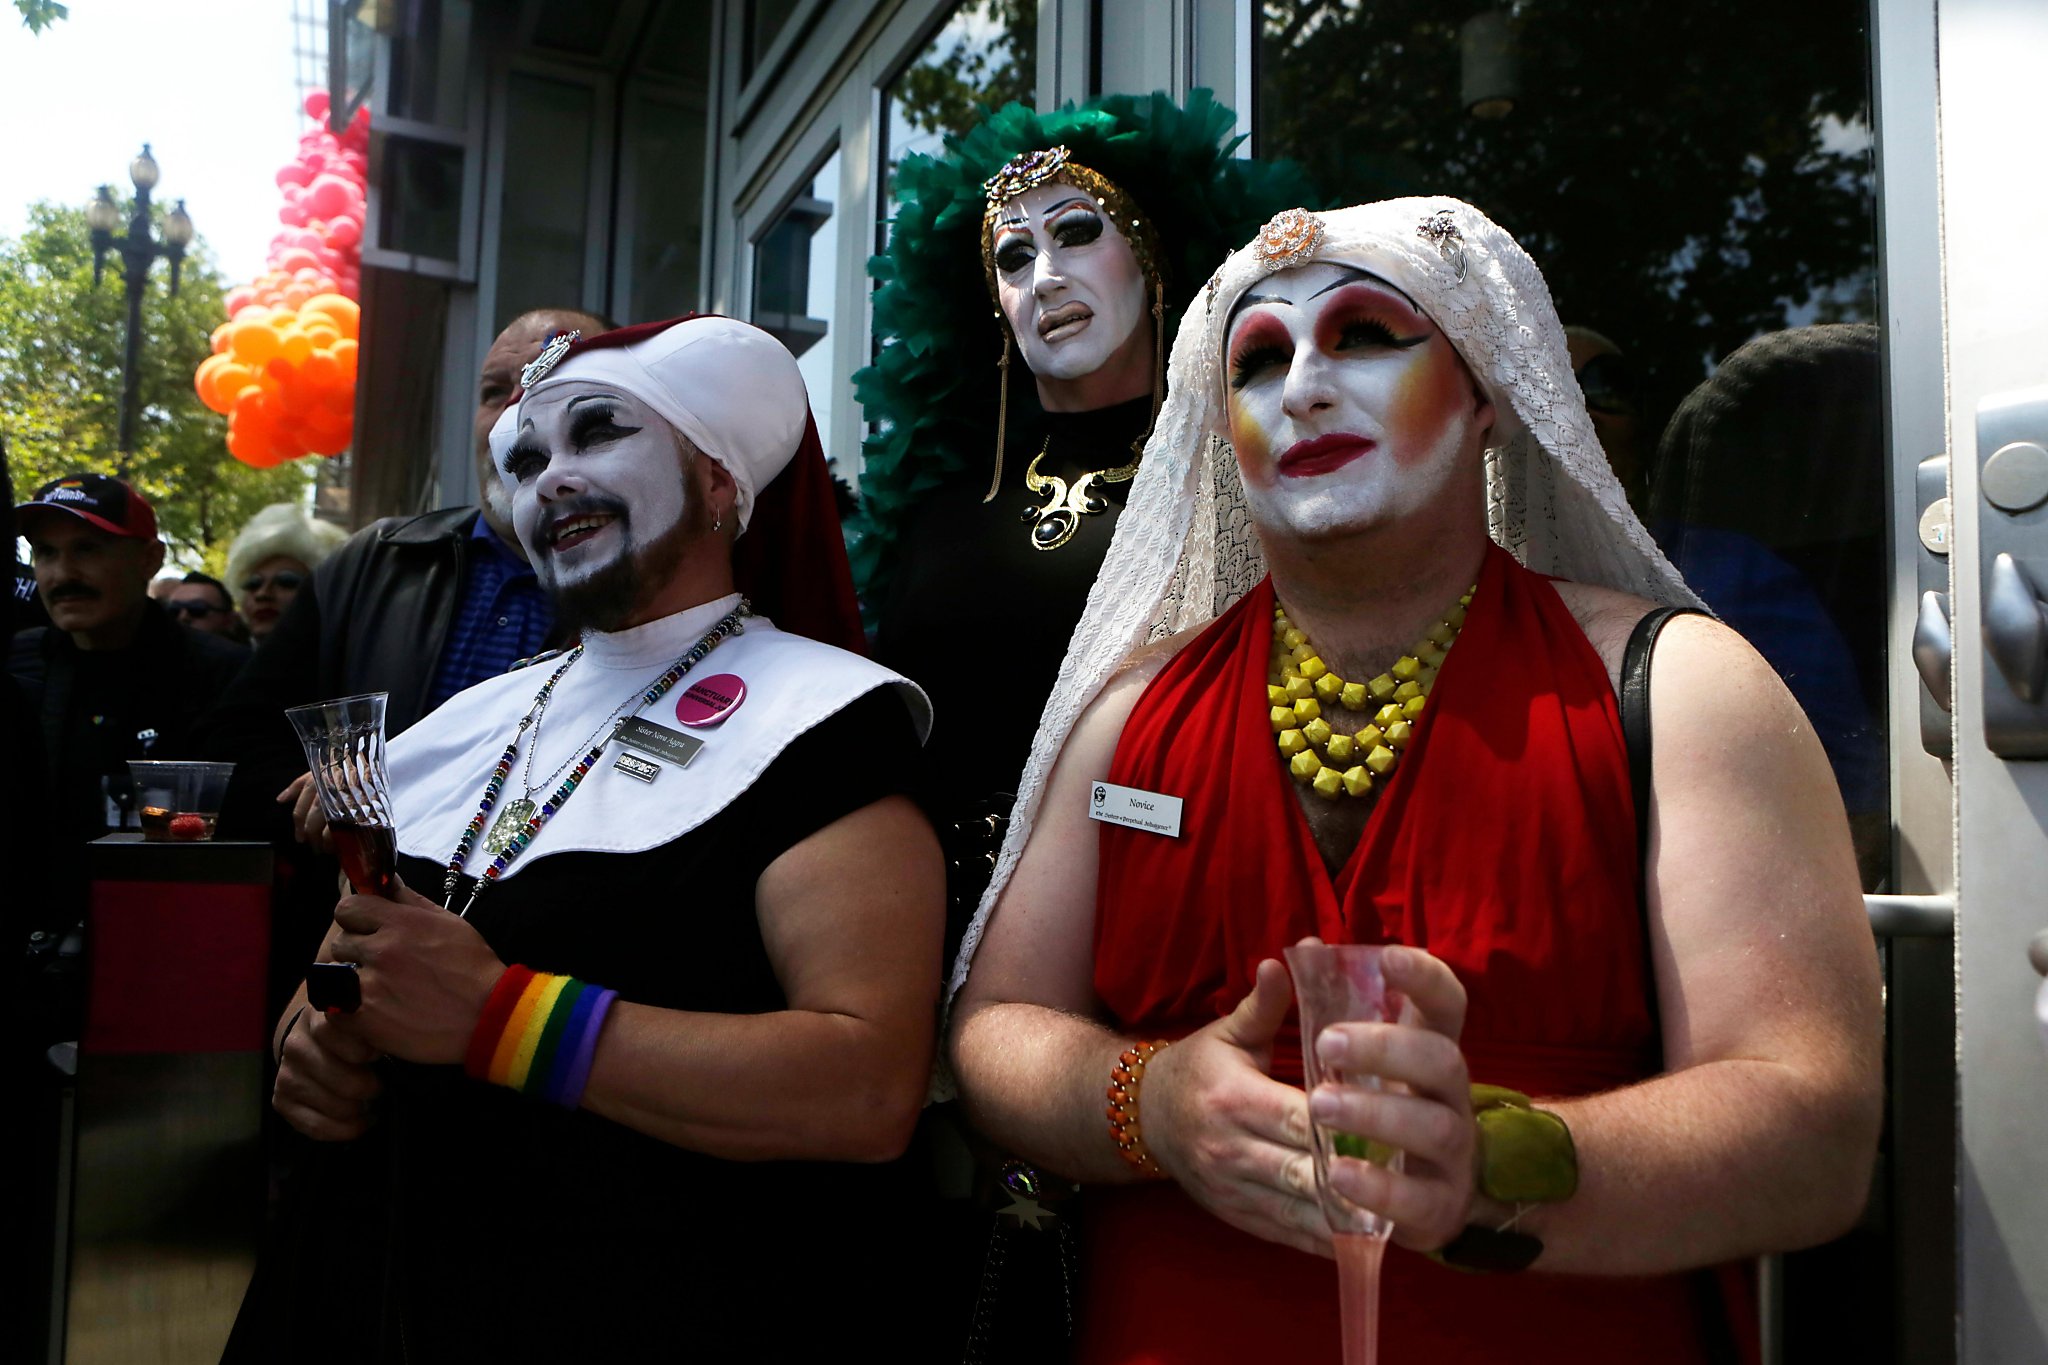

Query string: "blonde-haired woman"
[[224, 503, 347, 642]]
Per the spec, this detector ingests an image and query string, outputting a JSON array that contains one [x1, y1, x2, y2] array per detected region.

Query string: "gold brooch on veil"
[[1254, 209, 1325, 272]]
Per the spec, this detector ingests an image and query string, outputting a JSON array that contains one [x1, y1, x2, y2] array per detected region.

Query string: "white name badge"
[[1087, 780, 1184, 838]]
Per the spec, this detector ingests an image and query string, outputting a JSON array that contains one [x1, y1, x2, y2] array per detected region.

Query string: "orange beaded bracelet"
[[1105, 1039, 1172, 1177]]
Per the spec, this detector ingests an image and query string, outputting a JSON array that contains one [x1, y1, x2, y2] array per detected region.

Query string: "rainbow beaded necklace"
[[441, 603, 749, 918]]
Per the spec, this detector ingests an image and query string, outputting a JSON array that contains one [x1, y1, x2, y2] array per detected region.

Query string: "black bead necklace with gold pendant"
[[1020, 436, 1143, 551]]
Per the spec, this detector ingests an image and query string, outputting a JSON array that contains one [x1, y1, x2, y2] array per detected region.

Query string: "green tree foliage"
[[14, 0, 67, 33], [1, 198, 311, 568], [890, 0, 1036, 144], [1256, 0, 1876, 434]]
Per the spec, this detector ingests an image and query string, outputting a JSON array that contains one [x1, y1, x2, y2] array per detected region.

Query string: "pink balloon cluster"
[[224, 90, 370, 316], [201, 91, 371, 466]]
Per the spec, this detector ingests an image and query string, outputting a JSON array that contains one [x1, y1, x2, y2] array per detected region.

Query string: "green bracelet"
[[1427, 1083, 1577, 1274], [1471, 1083, 1578, 1204]]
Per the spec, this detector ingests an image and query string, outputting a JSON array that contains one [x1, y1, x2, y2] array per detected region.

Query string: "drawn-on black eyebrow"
[[1226, 268, 1427, 337], [1311, 266, 1425, 315], [565, 393, 616, 412], [1309, 268, 1371, 300], [1225, 289, 1288, 332], [997, 196, 1092, 234]]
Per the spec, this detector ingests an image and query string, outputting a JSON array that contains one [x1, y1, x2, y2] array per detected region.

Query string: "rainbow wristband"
[[465, 965, 617, 1108], [465, 965, 535, 1080]]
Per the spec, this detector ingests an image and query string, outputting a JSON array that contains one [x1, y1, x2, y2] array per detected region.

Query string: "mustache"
[[46, 583, 102, 604], [542, 494, 629, 536]]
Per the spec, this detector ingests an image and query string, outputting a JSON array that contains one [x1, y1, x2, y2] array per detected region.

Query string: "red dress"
[[1080, 543, 1752, 1364]]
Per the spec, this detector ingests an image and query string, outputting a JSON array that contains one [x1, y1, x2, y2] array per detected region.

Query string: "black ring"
[[306, 960, 362, 1013]]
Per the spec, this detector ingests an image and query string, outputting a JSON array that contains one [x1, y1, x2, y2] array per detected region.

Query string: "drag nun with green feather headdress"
[[854, 90, 1315, 929]]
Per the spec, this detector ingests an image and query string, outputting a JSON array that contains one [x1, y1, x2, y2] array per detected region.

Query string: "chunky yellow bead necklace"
[[1267, 586, 1475, 801]]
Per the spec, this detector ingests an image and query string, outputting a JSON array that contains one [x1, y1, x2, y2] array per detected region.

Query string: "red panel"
[[84, 880, 272, 1054]]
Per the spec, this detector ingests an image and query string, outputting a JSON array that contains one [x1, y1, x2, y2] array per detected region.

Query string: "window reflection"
[[745, 0, 802, 81], [1652, 325, 1888, 878], [495, 74, 594, 329], [753, 151, 841, 446], [624, 92, 708, 318], [1258, 0, 1886, 891], [379, 136, 464, 263], [383, 0, 469, 126], [879, 0, 1036, 242]]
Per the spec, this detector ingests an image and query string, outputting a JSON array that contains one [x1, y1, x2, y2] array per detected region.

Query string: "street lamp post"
[[87, 144, 195, 478]]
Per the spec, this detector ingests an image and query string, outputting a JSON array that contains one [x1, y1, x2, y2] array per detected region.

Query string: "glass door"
[[1257, 0, 1892, 889], [1935, 0, 2048, 1359], [1251, 1, 1942, 1357]]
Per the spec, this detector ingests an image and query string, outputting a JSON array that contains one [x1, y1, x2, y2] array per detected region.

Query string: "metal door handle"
[[1985, 553, 2048, 703], [1865, 893, 1955, 938], [1912, 591, 1953, 711]]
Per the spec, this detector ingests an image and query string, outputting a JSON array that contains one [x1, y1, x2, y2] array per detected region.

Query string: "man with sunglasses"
[[8, 474, 248, 850], [166, 571, 248, 642]]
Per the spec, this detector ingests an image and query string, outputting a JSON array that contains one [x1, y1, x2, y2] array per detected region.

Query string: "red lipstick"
[[1276, 433, 1375, 478]]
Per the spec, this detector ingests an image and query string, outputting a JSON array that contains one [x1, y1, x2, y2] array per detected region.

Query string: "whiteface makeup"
[[992, 181, 1151, 385], [1223, 261, 1492, 541], [500, 381, 694, 598]]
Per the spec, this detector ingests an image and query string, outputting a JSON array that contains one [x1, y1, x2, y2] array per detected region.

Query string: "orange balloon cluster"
[[194, 294, 360, 466], [197, 91, 370, 467]]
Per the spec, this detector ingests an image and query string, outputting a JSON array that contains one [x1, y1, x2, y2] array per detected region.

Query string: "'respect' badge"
[[675, 674, 745, 728]]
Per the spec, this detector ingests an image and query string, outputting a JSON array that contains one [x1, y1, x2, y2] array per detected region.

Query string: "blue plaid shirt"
[[426, 515, 556, 707]]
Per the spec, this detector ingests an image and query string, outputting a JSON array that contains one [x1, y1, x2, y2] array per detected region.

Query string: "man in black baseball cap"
[[9, 473, 247, 846], [16, 474, 164, 645]]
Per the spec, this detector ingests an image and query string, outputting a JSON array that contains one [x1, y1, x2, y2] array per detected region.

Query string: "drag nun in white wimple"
[[387, 315, 928, 910]]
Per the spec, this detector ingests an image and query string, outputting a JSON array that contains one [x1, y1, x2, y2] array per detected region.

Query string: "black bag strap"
[[1621, 606, 1707, 865], [1621, 605, 1745, 1365]]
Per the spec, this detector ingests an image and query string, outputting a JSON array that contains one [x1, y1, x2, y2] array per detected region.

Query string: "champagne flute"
[[286, 693, 398, 1014], [1284, 941, 1409, 1365]]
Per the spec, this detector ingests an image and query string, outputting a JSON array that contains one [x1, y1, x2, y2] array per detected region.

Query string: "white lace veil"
[[944, 197, 1701, 1013]]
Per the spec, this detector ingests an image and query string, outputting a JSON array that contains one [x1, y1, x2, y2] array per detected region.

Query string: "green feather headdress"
[[849, 90, 1319, 605]]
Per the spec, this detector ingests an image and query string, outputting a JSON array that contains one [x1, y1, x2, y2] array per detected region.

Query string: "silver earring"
[[713, 510, 724, 533]]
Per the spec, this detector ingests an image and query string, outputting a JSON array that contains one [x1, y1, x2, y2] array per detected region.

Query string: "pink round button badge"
[[675, 674, 746, 727]]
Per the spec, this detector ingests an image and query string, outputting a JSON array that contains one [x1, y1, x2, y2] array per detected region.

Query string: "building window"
[[879, 0, 1037, 232], [753, 149, 842, 442], [383, 0, 471, 125], [744, 0, 802, 81], [622, 91, 708, 318], [617, 0, 714, 320], [493, 73, 597, 329], [377, 136, 465, 263]]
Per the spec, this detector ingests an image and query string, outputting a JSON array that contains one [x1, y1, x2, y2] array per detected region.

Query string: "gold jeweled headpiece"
[[983, 145, 1074, 206], [980, 148, 1166, 304]]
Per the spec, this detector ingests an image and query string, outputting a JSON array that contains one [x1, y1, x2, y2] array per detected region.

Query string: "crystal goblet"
[[286, 692, 398, 1013]]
